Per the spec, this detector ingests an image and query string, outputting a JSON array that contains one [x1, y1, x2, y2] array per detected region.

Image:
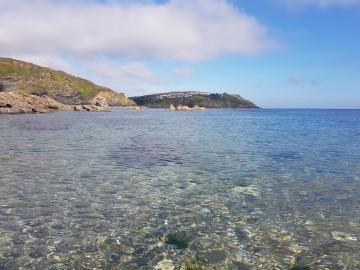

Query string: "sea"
[[0, 109, 359, 269]]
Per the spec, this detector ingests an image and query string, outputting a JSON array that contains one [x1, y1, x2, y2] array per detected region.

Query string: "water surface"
[[0, 109, 359, 269]]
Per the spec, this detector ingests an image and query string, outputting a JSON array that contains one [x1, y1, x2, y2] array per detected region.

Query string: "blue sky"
[[0, 0, 359, 108]]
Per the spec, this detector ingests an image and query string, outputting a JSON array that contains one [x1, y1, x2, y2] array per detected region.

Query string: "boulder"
[[192, 105, 206, 110], [73, 104, 108, 112], [176, 105, 192, 111], [169, 104, 176, 111]]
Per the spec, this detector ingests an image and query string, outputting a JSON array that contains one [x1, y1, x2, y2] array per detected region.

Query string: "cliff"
[[0, 58, 135, 106]]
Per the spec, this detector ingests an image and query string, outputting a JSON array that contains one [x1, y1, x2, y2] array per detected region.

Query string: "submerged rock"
[[234, 227, 248, 241], [196, 244, 227, 264], [332, 231, 358, 241], [165, 231, 190, 249], [289, 265, 311, 270], [181, 260, 203, 270], [235, 247, 257, 266], [155, 259, 175, 270], [231, 186, 260, 197]]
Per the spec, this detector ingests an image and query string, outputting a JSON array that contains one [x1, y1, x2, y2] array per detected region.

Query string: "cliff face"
[[130, 91, 258, 109], [0, 58, 134, 106]]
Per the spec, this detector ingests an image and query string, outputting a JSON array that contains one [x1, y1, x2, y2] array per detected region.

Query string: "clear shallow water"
[[0, 109, 359, 270]]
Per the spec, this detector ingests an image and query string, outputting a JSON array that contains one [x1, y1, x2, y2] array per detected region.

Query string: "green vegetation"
[[50, 71, 66, 82], [0, 64, 31, 76], [74, 78, 102, 99], [0, 57, 132, 105], [165, 231, 190, 249]]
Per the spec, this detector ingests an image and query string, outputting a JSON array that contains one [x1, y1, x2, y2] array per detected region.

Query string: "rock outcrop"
[[168, 104, 206, 111], [0, 92, 107, 114], [192, 105, 206, 111], [91, 91, 135, 107], [169, 104, 176, 111], [72, 104, 108, 112]]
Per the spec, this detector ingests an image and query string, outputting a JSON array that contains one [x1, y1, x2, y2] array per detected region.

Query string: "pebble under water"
[[0, 109, 359, 270]]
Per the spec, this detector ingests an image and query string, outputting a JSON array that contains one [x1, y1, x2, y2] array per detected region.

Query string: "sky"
[[0, 0, 359, 108]]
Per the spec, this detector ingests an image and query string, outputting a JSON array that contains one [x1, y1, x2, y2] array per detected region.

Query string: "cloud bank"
[[87, 61, 160, 85], [0, 0, 275, 62]]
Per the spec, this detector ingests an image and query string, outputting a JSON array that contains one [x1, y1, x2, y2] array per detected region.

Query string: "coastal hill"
[[0, 58, 134, 107], [130, 91, 258, 108]]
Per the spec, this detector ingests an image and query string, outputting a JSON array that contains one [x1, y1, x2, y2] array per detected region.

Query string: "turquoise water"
[[0, 109, 359, 270]]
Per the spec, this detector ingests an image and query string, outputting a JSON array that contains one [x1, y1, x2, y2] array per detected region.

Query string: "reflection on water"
[[0, 109, 359, 270]]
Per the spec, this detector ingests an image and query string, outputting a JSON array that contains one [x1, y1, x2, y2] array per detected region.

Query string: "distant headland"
[[130, 91, 258, 109], [0, 58, 258, 114]]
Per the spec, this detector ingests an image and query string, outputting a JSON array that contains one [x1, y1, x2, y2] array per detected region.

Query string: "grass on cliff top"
[[0, 58, 122, 100], [0, 64, 32, 77]]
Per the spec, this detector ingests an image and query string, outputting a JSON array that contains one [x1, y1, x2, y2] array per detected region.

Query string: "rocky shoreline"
[[0, 92, 108, 114], [0, 92, 209, 115]]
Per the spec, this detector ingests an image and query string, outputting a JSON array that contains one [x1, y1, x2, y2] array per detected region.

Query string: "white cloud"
[[0, 0, 276, 62], [173, 68, 194, 77], [278, 0, 360, 8], [87, 61, 160, 84]]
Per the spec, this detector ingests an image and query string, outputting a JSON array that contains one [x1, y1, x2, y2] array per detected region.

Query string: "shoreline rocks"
[[117, 106, 146, 110], [72, 104, 108, 112], [0, 92, 108, 114]]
